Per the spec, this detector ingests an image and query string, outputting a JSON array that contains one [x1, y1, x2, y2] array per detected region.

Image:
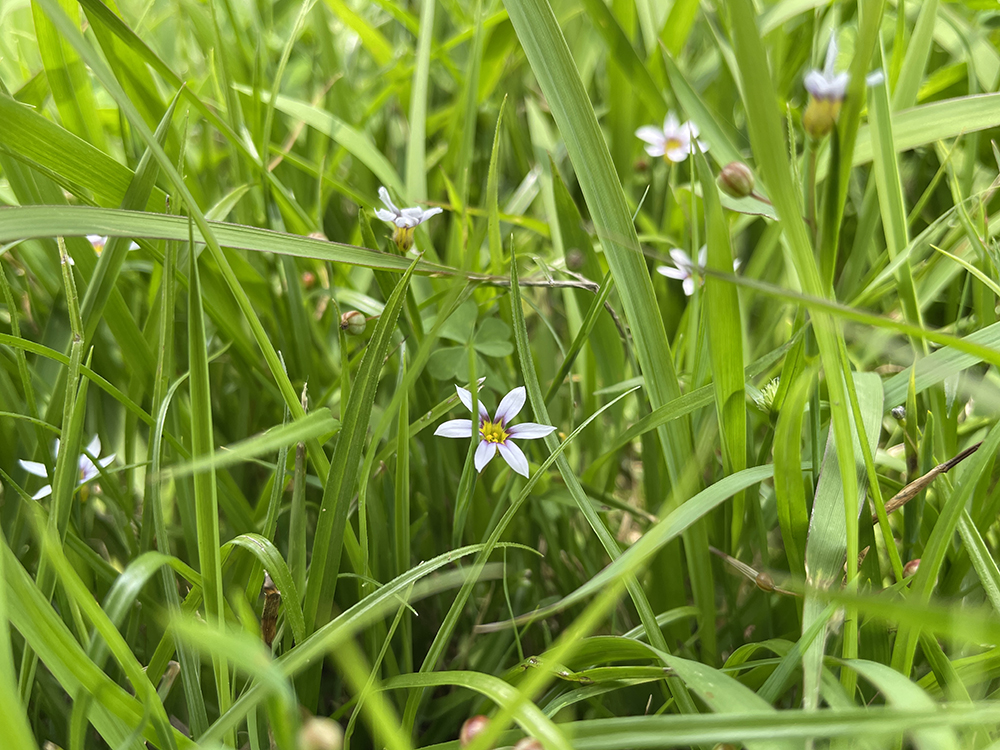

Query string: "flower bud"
[[718, 162, 755, 199], [301, 270, 316, 288], [340, 310, 366, 336], [514, 739, 544, 750], [298, 717, 344, 750], [803, 97, 841, 139], [903, 558, 920, 577], [460, 715, 490, 747]]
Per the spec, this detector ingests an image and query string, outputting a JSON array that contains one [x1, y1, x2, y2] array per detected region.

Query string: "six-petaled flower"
[[434, 385, 555, 478], [19, 435, 115, 500], [635, 113, 709, 164], [375, 186, 443, 252], [656, 246, 740, 296]]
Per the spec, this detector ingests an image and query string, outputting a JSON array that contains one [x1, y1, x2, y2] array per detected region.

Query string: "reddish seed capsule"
[[903, 558, 921, 577], [717, 162, 755, 199], [514, 739, 544, 750], [460, 715, 491, 747]]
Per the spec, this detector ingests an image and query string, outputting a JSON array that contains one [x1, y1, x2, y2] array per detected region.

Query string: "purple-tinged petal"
[[495, 386, 526, 424], [498, 441, 529, 477], [19, 459, 48, 478], [507, 423, 555, 440], [32, 485, 53, 500], [80, 459, 99, 483], [434, 419, 474, 438], [474, 441, 498, 472], [378, 186, 400, 215], [374, 208, 398, 224], [657, 265, 687, 280], [804, 70, 828, 98]]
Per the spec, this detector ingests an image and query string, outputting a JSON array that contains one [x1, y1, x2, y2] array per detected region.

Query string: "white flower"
[[656, 246, 740, 296], [19, 435, 115, 500], [635, 112, 709, 163], [86, 236, 140, 255], [804, 37, 849, 102], [374, 186, 443, 252], [434, 385, 556, 478], [87, 235, 108, 254]]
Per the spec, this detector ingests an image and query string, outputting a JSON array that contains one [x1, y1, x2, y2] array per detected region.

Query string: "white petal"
[[374, 208, 398, 224], [663, 112, 681, 136], [474, 441, 498, 472], [19, 459, 48, 478], [418, 207, 443, 222], [378, 186, 400, 216], [455, 385, 490, 421], [99, 454, 116, 468], [85, 435, 101, 458], [697, 246, 708, 268], [695, 138, 709, 153], [683, 121, 700, 140], [498, 441, 529, 477], [494, 386, 526, 425], [507, 423, 556, 440], [669, 249, 693, 270], [657, 265, 687, 280], [830, 72, 849, 98], [733, 258, 742, 271], [434, 419, 474, 438], [128, 241, 140, 250], [866, 70, 885, 88], [804, 70, 828, 98], [823, 35, 839, 77], [635, 125, 666, 146], [642, 143, 666, 158], [682, 277, 695, 296], [664, 145, 690, 163], [79, 459, 99, 483], [32, 485, 53, 500]]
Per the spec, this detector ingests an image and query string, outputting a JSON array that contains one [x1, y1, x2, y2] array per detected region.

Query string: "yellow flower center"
[[392, 225, 416, 253], [480, 420, 509, 444], [663, 138, 684, 158]]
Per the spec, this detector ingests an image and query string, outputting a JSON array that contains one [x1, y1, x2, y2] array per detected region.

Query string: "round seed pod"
[[298, 717, 344, 750], [717, 162, 755, 199], [340, 310, 367, 336], [460, 715, 491, 747]]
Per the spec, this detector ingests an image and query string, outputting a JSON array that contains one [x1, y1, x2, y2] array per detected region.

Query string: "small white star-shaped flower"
[[434, 385, 555, 478], [19, 435, 115, 500], [635, 112, 709, 163], [656, 246, 740, 296], [374, 187, 443, 252]]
